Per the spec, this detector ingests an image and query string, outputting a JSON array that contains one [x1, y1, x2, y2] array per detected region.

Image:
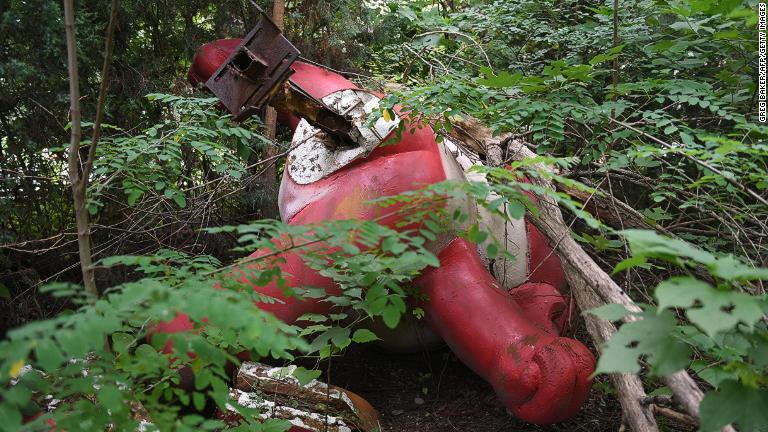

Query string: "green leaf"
[[485, 243, 498, 260], [690, 360, 736, 388], [173, 193, 187, 208], [588, 44, 625, 65], [506, 200, 526, 219], [478, 68, 520, 88], [612, 255, 648, 273], [329, 327, 351, 345], [112, 332, 134, 354], [97, 384, 125, 414], [193, 391, 206, 411], [291, 366, 322, 386], [467, 224, 488, 244], [382, 306, 401, 329], [711, 255, 768, 281], [126, 189, 143, 206], [261, 419, 293, 432], [656, 277, 764, 336], [699, 380, 768, 432], [35, 340, 65, 372], [595, 309, 691, 376], [352, 329, 379, 343], [620, 230, 767, 280], [0, 403, 23, 429]]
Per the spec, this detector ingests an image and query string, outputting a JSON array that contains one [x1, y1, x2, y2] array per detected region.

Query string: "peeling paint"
[[442, 137, 529, 289], [287, 90, 399, 184]]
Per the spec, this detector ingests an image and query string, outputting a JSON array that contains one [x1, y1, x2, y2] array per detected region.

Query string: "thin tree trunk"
[[261, 0, 285, 219], [612, 0, 619, 102], [63, 0, 120, 299]]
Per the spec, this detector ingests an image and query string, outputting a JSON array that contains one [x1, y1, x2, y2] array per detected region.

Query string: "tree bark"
[[577, 280, 658, 431], [459, 125, 734, 432], [260, 0, 285, 219], [63, 0, 120, 299]]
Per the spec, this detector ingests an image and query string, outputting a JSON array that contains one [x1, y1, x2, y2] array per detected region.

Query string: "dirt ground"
[[325, 344, 624, 432]]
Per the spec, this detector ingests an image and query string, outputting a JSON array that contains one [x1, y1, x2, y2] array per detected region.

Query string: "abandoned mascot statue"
[[159, 19, 596, 426]]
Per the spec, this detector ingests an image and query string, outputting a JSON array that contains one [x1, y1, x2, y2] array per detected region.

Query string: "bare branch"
[[83, 0, 120, 181], [63, 0, 120, 298]]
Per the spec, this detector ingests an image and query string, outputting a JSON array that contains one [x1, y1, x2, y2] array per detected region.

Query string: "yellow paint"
[[9, 359, 25, 379], [333, 186, 369, 219]]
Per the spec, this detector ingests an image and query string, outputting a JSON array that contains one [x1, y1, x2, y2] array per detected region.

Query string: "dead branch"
[[448, 117, 739, 431], [609, 118, 768, 207]]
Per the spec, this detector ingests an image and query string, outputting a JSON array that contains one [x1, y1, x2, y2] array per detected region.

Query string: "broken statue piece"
[[222, 361, 380, 432]]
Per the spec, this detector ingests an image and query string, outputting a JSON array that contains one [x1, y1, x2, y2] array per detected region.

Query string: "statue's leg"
[[508, 282, 573, 336], [234, 244, 338, 324], [507, 219, 575, 335], [415, 237, 594, 424]]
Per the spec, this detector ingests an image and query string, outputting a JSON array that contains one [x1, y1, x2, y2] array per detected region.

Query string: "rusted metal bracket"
[[206, 16, 299, 121], [270, 82, 356, 148], [205, 17, 360, 147]]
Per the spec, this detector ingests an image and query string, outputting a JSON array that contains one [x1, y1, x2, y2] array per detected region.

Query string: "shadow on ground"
[[325, 344, 623, 432]]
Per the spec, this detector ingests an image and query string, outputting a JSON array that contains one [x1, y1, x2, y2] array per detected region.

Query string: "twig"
[[412, 30, 493, 69], [609, 118, 768, 207], [83, 0, 120, 181]]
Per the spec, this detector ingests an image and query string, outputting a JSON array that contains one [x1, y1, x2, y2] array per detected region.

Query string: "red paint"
[[288, 61, 358, 99], [525, 219, 566, 291], [416, 239, 594, 423], [188, 39, 241, 85], [508, 282, 573, 336], [21, 412, 58, 431], [237, 241, 338, 324], [173, 39, 596, 424]]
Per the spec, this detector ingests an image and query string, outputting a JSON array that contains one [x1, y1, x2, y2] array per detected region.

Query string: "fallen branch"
[[556, 181, 672, 235], [505, 138, 736, 432], [651, 405, 697, 428], [574, 277, 658, 431], [447, 117, 734, 431], [609, 118, 768, 207]]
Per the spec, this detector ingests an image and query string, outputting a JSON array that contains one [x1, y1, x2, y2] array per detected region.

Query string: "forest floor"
[[327, 344, 623, 432]]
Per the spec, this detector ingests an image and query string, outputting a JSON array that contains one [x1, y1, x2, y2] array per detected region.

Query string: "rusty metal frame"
[[205, 16, 299, 121]]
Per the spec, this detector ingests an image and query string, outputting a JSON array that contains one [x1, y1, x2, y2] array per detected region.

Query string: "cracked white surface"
[[228, 389, 353, 432], [442, 137, 529, 289], [287, 90, 400, 185]]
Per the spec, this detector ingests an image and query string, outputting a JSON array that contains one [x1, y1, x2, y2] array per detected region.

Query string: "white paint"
[[286, 90, 400, 185], [229, 389, 353, 432], [280, 88, 529, 289], [442, 137, 529, 289], [322, 90, 400, 148], [240, 362, 359, 413]]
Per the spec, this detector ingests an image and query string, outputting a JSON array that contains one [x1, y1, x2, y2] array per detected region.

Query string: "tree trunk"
[[260, 0, 286, 219], [64, 0, 97, 298], [63, 0, 120, 299]]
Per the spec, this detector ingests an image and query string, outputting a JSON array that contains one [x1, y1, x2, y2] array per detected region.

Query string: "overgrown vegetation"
[[370, 1, 768, 429], [1, 0, 767, 431]]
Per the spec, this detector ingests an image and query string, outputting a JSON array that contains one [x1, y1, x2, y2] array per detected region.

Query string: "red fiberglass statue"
[[170, 35, 595, 424]]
